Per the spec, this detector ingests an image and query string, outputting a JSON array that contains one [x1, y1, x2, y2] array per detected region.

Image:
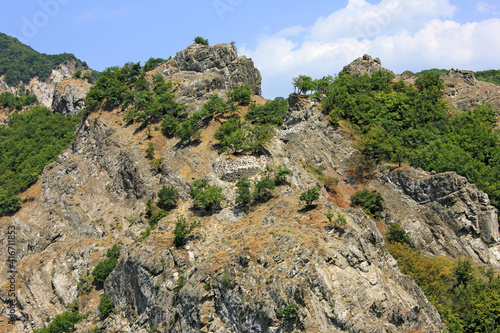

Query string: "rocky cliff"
[[0, 61, 92, 116], [1, 46, 499, 333]]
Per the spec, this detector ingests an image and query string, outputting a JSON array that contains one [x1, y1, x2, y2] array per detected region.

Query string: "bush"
[[219, 270, 232, 288], [245, 98, 288, 126], [214, 117, 246, 152], [227, 84, 252, 105], [386, 223, 410, 244], [98, 293, 114, 320], [274, 165, 293, 186], [277, 303, 298, 321], [253, 177, 275, 202], [161, 115, 179, 137], [33, 310, 85, 333], [0, 190, 21, 216], [173, 216, 201, 247], [145, 142, 155, 159], [235, 178, 251, 212], [194, 36, 209, 45], [350, 190, 384, 217], [92, 244, 121, 288], [189, 180, 225, 211], [157, 185, 179, 210], [300, 187, 320, 206]]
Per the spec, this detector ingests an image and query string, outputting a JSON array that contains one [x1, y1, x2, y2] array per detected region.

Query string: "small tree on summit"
[[194, 36, 209, 46], [292, 75, 316, 95]]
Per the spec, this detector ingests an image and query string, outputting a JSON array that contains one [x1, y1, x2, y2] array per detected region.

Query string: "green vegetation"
[[157, 185, 179, 210], [189, 179, 225, 212], [213, 117, 246, 152], [235, 177, 252, 212], [173, 275, 187, 293], [386, 222, 410, 244], [274, 165, 293, 186], [173, 215, 201, 247], [33, 301, 86, 333], [0, 33, 88, 86], [227, 84, 252, 105], [219, 270, 233, 288], [0, 91, 38, 109], [194, 36, 209, 45], [317, 69, 500, 210], [145, 142, 155, 159], [91, 244, 121, 288], [299, 187, 320, 207], [139, 208, 169, 242], [98, 293, 114, 320], [292, 75, 316, 95], [277, 303, 298, 321], [350, 190, 384, 218], [244, 97, 288, 126], [0, 106, 80, 217], [253, 177, 275, 203], [412, 68, 448, 77], [475, 69, 500, 85], [388, 242, 500, 332]]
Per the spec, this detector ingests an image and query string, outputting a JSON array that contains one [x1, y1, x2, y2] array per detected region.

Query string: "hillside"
[[1, 42, 500, 333]]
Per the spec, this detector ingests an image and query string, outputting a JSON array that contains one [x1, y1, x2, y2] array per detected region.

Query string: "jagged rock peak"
[[52, 78, 92, 115], [443, 68, 477, 86], [342, 54, 394, 77], [153, 43, 262, 108]]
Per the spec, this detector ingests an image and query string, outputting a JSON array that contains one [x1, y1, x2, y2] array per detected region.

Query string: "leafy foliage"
[[98, 293, 114, 320], [227, 84, 252, 105], [0, 106, 80, 216], [213, 117, 246, 152], [253, 177, 275, 203], [274, 165, 293, 186], [194, 36, 209, 45], [189, 180, 225, 212], [474, 69, 500, 85], [388, 242, 500, 332], [277, 303, 298, 321], [157, 185, 179, 210], [386, 223, 410, 244], [350, 190, 384, 217], [244, 98, 288, 126], [0, 33, 88, 86], [235, 177, 252, 212], [292, 75, 316, 95], [299, 187, 320, 206], [173, 215, 201, 247], [91, 244, 121, 288], [33, 310, 86, 333], [0, 91, 38, 109]]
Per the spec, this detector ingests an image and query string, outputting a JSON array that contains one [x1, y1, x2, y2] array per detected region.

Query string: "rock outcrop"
[[342, 54, 394, 77], [442, 68, 500, 111], [51, 78, 92, 115], [152, 43, 262, 110]]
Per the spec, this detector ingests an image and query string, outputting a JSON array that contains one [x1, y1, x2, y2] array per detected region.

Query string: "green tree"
[[274, 165, 293, 186], [173, 215, 201, 247], [214, 117, 246, 153], [292, 75, 316, 95], [194, 36, 209, 45], [157, 185, 179, 210], [253, 177, 275, 202], [145, 142, 155, 159], [235, 177, 251, 212], [92, 244, 121, 288], [98, 293, 114, 320], [299, 187, 320, 207], [227, 84, 252, 105], [189, 180, 225, 212], [245, 98, 288, 126], [386, 223, 410, 244], [351, 190, 384, 218]]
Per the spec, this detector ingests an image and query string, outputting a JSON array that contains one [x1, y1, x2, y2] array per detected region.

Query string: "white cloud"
[[477, 1, 498, 14], [241, 0, 500, 98]]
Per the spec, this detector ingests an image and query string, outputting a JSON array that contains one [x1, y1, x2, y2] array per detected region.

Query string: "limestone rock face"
[[342, 54, 394, 77], [380, 167, 500, 265], [442, 68, 500, 111], [151, 43, 262, 110], [52, 78, 92, 115]]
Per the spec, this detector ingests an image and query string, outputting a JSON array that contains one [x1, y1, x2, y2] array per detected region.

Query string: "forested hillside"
[[0, 33, 88, 86]]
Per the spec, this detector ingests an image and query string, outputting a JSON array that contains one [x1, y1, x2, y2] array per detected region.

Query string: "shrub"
[[274, 165, 293, 186], [277, 303, 298, 321], [173, 275, 187, 293], [300, 187, 320, 207], [350, 190, 384, 217], [245, 98, 288, 126], [33, 310, 85, 333], [386, 223, 410, 244], [194, 36, 209, 45], [145, 142, 155, 159], [253, 177, 275, 202], [227, 84, 252, 105], [235, 178, 251, 212], [150, 157, 164, 172], [92, 244, 121, 288], [324, 176, 339, 193], [173, 216, 201, 247], [189, 180, 225, 211], [161, 114, 179, 137], [98, 293, 114, 320], [157, 185, 179, 210], [214, 117, 246, 153], [219, 270, 232, 288]]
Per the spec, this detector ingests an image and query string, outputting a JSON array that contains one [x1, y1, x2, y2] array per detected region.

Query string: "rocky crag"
[[0, 46, 499, 332], [0, 61, 92, 116]]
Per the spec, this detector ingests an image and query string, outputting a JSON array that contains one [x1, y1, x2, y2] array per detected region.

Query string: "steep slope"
[[3, 45, 499, 332]]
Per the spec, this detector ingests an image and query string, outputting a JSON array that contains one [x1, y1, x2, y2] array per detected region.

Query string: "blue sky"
[[0, 0, 499, 98]]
